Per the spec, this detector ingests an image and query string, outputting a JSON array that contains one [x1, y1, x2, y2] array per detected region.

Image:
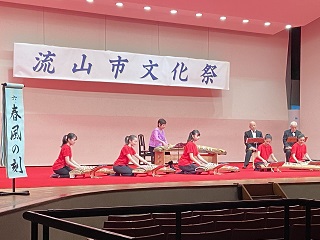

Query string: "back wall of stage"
[[301, 16, 320, 160], [0, 2, 289, 165]]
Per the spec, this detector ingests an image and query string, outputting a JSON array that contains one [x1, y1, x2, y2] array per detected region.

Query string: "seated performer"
[[178, 130, 208, 174], [113, 135, 152, 176], [289, 134, 312, 163], [149, 118, 169, 164], [243, 121, 263, 169], [52, 133, 82, 178], [254, 134, 278, 171], [283, 121, 302, 162]]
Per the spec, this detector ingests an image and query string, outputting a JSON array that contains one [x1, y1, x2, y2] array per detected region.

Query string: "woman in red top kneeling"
[[178, 130, 209, 174], [254, 134, 278, 171], [289, 134, 312, 163], [113, 135, 152, 176], [52, 133, 82, 178]]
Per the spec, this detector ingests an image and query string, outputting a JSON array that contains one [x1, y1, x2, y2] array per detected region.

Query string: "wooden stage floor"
[[1, 168, 320, 215]]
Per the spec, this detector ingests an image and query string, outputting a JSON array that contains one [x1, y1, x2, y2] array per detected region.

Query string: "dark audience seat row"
[[100, 207, 320, 240]]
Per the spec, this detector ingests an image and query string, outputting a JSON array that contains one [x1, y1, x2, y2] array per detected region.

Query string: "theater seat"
[[134, 233, 166, 240], [103, 225, 161, 237], [108, 213, 152, 221], [166, 228, 232, 240], [103, 219, 155, 228], [231, 226, 284, 240]]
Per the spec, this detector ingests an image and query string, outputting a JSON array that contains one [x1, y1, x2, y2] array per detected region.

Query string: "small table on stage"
[[154, 148, 225, 165]]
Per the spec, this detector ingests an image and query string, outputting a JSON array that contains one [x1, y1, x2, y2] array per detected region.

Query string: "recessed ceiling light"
[[195, 13, 202, 17], [116, 2, 123, 7], [220, 16, 227, 21], [144, 6, 151, 11], [285, 24, 292, 29], [86, 0, 94, 3], [170, 9, 177, 14], [242, 19, 249, 24], [264, 22, 271, 27]]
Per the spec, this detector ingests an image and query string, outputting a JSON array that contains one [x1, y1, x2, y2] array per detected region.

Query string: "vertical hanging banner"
[[1, 83, 27, 178]]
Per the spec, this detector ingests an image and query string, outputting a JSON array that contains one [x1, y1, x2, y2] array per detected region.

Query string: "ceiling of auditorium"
[[1, 0, 320, 34]]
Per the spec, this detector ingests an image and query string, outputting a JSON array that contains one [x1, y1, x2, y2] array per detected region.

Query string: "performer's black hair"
[[264, 134, 272, 140], [61, 133, 77, 146], [157, 118, 167, 126], [187, 130, 201, 142], [125, 135, 137, 144]]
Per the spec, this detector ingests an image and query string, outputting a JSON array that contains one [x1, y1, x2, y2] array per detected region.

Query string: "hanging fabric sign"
[[1, 83, 27, 178], [13, 43, 230, 90]]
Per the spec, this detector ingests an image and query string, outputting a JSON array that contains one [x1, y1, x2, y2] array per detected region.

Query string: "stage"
[[1, 163, 320, 214]]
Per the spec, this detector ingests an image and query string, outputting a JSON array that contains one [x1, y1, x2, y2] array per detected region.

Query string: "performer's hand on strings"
[[262, 159, 268, 166]]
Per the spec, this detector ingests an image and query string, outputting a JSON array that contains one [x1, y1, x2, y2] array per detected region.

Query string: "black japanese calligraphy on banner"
[[1, 83, 27, 178], [13, 43, 230, 90]]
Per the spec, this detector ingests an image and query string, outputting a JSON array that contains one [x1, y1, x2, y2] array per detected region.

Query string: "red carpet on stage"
[[1, 164, 320, 189]]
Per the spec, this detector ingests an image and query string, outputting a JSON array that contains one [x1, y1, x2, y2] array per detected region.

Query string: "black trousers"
[[53, 166, 72, 178], [244, 150, 255, 167], [285, 149, 291, 162]]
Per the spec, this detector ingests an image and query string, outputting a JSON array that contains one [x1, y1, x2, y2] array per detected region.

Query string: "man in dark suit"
[[283, 121, 302, 162], [243, 121, 263, 168]]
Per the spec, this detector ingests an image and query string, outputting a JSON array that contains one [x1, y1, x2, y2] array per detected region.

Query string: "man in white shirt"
[[243, 121, 263, 169], [282, 121, 302, 162]]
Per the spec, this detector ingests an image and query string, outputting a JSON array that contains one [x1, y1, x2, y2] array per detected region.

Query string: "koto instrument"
[[195, 163, 239, 175], [153, 144, 176, 152], [153, 144, 227, 165], [69, 165, 115, 179], [196, 145, 227, 155], [281, 161, 320, 171], [154, 144, 227, 155], [132, 164, 175, 177], [259, 162, 285, 172], [219, 165, 240, 173]]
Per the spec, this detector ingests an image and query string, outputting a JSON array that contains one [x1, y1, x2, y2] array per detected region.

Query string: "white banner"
[[1, 83, 27, 179], [13, 43, 230, 90]]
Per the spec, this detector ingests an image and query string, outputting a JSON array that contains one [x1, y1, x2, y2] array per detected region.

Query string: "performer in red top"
[[178, 130, 208, 174], [113, 135, 152, 176], [289, 134, 312, 163], [254, 134, 278, 171], [52, 133, 82, 178]]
